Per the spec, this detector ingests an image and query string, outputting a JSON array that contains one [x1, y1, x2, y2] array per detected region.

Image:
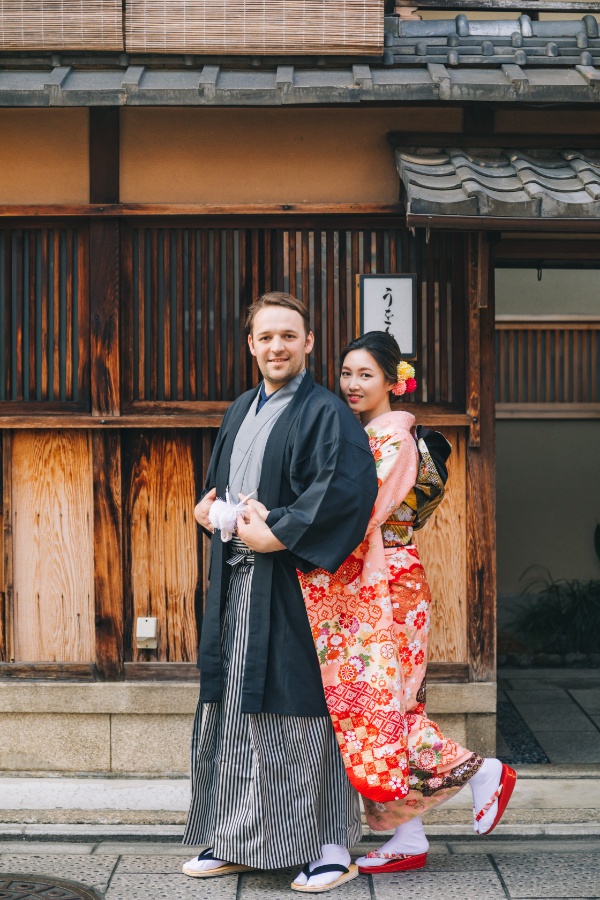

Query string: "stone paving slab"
[[0, 853, 118, 891], [116, 854, 201, 874], [0, 842, 96, 854], [507, 701, 598, 733], [533, 731, 600, 764], [570, 689, 600, 714], [243, 868, 370, 898], [495, 851, 600, 898], [371, 871, 506, 899], [94, 842, 204, 856], [106, 872, 238, 899]]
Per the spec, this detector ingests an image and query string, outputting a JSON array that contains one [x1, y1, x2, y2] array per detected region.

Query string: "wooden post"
[[466, 234, 496, 682], [0, 432, 14, 663], [93, 430, 123, 680], [89, 108, 124, 679]]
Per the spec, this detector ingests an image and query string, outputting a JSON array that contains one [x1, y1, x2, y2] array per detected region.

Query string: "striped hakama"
[[183, 537, 362, 869]]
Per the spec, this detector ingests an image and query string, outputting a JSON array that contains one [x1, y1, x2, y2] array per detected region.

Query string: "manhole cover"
[[0, 875, 102, 899]]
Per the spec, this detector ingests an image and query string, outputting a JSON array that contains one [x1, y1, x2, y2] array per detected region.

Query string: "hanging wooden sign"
[[357, 274, 417, 358]]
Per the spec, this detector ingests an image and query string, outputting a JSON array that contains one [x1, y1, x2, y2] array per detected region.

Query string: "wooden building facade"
[[1, 0, 599, 777]]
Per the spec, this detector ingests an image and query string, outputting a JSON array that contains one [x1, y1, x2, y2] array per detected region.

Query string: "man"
[[182, 292, 378, 892]]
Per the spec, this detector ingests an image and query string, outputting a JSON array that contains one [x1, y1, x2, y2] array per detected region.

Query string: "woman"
[[298, 332, 516, 876]]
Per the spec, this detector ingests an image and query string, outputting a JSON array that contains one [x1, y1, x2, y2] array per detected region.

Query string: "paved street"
[[497, 669, 600, 764], [1, 835, 599, 899]]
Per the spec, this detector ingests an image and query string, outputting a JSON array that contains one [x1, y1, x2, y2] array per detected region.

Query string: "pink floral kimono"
[[299, 410, 483, 828]]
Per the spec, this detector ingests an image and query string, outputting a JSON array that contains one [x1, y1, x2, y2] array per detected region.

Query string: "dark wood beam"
[[89, 108, 120, 205], [466, 239, 496, 683]]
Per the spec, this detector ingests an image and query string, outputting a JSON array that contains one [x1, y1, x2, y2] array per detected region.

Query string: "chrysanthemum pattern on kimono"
[[300, 410, 483, 814]]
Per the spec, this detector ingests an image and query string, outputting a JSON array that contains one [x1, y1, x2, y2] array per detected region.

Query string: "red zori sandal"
[[357, 851, 427, 875], [475, 764, 518, 835]]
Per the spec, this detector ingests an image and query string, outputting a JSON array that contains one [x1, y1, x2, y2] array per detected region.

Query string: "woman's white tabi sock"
[[293, 843, 351, 887], [355, 817, 429, 867], [470, 757, 503, 834]]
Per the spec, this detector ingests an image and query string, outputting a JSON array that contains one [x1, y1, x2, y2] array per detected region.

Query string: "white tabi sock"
[[355, 817, 429, 867], [470, 757, 503, 834], [182, 851, 227, 874], [293, 843, 351, 888]]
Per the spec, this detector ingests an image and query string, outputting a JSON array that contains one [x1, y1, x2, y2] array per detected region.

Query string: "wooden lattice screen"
[[496, 319, 600, 413], [121, 223, 465, 410], [125, 0, 384, 54], [0, 224, 90, 410], [0, 1, 123, 50]]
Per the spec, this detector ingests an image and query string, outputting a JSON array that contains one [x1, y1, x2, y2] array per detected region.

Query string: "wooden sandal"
[[291, 862, 359, 893], [475, 763, 517, 835], [357, 851, 427, 874], [182, 847, 255, 878]]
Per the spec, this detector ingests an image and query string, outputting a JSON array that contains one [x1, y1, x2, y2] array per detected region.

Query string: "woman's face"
[[340, 348, 393, 419]]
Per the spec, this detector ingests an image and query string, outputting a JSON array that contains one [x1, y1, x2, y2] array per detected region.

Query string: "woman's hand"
[[194, 487, 216, 532], [236, 506, 286, 553], [241, 496, 270, 522]]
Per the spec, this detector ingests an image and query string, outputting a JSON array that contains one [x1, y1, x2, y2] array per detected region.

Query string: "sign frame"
[[356, 273, 417, 359]]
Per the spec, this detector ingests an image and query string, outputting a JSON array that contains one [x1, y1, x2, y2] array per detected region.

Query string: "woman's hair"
[[341, 331, 402, 385]]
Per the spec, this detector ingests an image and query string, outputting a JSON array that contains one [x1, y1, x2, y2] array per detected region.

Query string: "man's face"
[[248, 306, 314, 390]]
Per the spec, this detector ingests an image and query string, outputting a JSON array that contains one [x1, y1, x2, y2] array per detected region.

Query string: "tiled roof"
[[386, 14, 600, 67], [2, 16, 600, 106], [395, 148, 600, 217]]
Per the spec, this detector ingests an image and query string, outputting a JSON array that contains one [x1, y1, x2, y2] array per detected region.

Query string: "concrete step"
[[1, 766, 599, 829]]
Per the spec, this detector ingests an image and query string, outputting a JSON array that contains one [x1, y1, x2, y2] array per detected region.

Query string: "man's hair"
[[246, 291, 311, 335]]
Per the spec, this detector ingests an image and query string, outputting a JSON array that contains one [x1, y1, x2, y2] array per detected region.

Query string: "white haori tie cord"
[[209, 489, 257, 542]]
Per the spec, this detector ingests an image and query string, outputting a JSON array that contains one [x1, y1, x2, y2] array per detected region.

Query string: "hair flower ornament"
[[392, 361, 417, 397]]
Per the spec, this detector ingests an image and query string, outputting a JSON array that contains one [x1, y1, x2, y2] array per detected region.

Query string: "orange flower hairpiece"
[[392, 360, 417, 396]]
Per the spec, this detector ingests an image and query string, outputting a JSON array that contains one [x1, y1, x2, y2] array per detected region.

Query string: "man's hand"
[[237, 506, 286, 553], [241, 496, 270, 522], [194, 487, 217, 532]]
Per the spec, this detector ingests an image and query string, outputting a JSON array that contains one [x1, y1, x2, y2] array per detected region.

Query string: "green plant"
[[510, 568, 600, 656]]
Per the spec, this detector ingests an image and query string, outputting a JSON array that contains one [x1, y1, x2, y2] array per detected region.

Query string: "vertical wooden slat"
[[288, 228, 297, 297], [573, 329, 581, 403], [52, 230, 60, 400], [581, 328, 589, 403], [14, 231, 24, 401], [301, 229, 310, 312], [313, 230, 322, 383], [339, 228, 348, 348], [426, 236, 436, 402], [136, 228, 146, 400], [201, 230, 210, 400], [451, 233, 466, 410], [213, 230, 222, 399], [238, 229, 248, 394], [326, 230, 335, 391], [188, 229, 197, 400], [536, 327, 543, 404], [0, 232, 9, 401], [93, 430, 124, 680], [226, 230, 235, 399], [90, 221, 120, 416], [65, 229, 74, 399], [39, 230, 49, 401], [162, 231, 171, 400], [150, 229, 159, 401], [554, 329, 560, 403], [176, 229, 184, 400], [439, 233, 448, 402], [28, 231, 37, 401], [592, 329, 598, 402]]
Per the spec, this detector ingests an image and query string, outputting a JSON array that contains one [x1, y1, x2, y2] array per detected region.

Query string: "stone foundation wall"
[[1, 682, 496, 775]]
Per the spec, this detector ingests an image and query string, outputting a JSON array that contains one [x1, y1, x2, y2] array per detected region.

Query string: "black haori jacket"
[[197, 372, 378, 717]]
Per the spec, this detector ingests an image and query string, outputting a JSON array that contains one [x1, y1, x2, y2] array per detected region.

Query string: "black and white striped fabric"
[[183, 536, 362, 869]]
